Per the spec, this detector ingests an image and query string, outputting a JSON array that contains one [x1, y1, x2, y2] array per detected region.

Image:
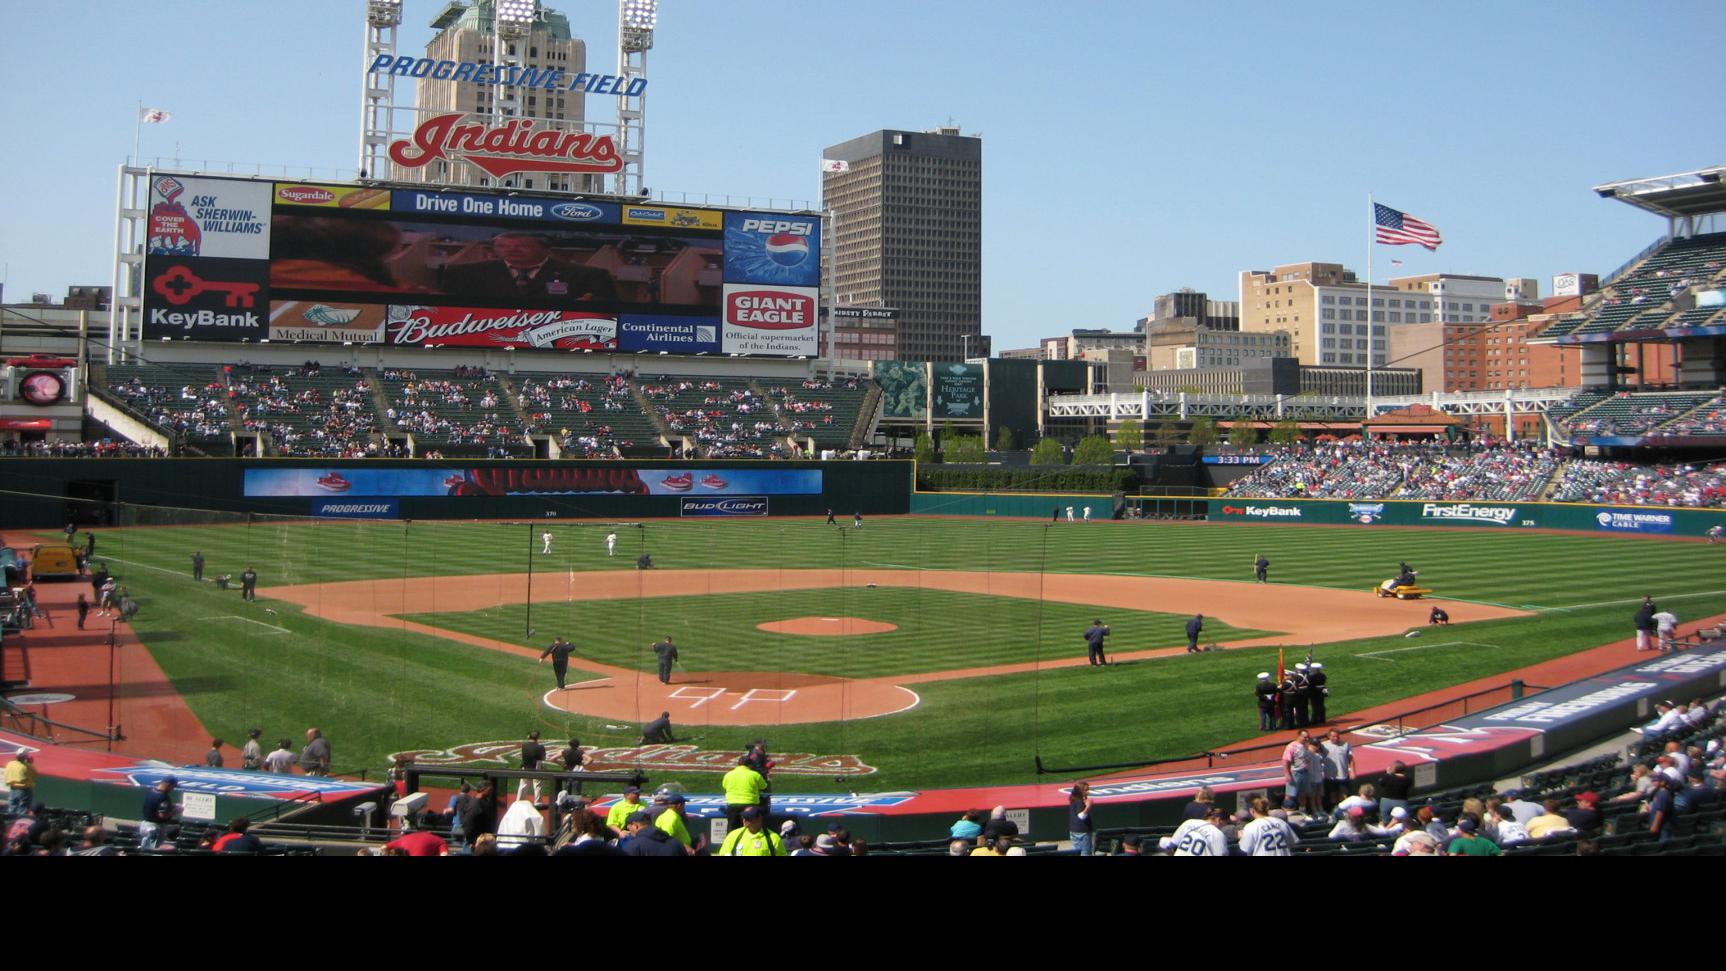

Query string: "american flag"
[[1374, 203, 1442, 250]]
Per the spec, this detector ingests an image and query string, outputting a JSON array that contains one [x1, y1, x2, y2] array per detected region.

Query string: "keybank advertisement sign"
[[1217, 503, 1304, 519], [1594, 509, 1674, 534]]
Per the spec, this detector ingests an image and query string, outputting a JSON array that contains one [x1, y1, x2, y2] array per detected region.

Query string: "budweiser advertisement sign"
[[388, 114, 624, 178], [386, 305, 617, 349]]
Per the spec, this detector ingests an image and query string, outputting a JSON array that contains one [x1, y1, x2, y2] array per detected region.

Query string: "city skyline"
[[0, 0, 1721, 353]]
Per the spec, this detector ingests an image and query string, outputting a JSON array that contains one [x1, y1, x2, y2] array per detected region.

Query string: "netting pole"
[[1032, 522, 1050, 768], [524, 522, 535, 638]]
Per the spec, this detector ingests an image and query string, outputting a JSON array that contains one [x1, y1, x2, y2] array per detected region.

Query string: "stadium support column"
[[358, 1, 403, 180], [616, 0, 657, 198]]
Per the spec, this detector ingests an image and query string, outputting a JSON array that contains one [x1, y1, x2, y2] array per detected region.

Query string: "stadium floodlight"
[[497, 0, 537, 23], [367, 0, 403, 27], [620, 0, 656, 51], [621, 0, 658, 30]]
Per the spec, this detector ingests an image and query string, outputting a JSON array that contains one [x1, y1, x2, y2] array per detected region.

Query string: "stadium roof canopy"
[[1594, 165, 1726, 220]]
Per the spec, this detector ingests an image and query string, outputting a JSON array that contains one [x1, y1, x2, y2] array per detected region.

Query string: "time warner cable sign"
[[1594, 509, 1674, 534]]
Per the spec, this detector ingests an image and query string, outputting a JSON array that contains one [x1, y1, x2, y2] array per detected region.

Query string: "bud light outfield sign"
[[680, 496, 769, 517]]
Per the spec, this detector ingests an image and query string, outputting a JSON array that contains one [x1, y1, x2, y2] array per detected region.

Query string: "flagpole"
[[1366, 193, 1374, 426], [133, 101, 143, 166]]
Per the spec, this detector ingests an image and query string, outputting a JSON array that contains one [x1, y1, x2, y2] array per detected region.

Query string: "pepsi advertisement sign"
[[724, 211, 821, 287], [680, 496, 769, 517], [391, 189, 619, 224], [618, 314, 721, 354]]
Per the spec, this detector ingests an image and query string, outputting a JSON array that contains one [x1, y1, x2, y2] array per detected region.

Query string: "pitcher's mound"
[[757, 616, 898, 636]]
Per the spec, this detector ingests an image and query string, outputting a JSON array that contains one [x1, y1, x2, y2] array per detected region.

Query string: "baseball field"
[[56, 515, 1717, 791]]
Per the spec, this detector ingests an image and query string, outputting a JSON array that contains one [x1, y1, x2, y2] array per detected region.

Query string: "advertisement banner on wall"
[[142, 257, 270, 340], [679, 496, 769, 517], [268, 301, 388, 343], [931, 363, 984, 419], [390, 189, 619, 225], [722, 285, 818, 356], [1593, 509, 1674, 534], [147, 175, 272, 259], [873, 361, 928, 419], [311, 499, 400, 518], [621, 206, 723, 230], [273, 183, 391, 209], [384, 306, 617, 349], [245, 467, 821, 498], [617, 314, 721, 354], [723, 211, 821, 287]]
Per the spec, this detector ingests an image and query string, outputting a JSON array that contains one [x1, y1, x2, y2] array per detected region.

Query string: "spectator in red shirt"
[[384, 812, 451, 857]]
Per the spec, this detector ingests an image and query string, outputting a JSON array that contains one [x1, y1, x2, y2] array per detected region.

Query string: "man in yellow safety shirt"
[[718, 806, 787, 856], [654, 790, 706, 855], [605, 785, 648, 838], [721, 755, 767, 831]]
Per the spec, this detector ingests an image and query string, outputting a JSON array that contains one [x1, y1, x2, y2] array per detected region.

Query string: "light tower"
[[358, 0, 403, 180], [492, 0, 539, 189], [616, 0, 656, 197]]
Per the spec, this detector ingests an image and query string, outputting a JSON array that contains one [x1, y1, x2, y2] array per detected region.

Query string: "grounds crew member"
[[539, 636, 576, 689], [1254, 554, 1269, 583], [718, 806, 787, 856], [1084, 619, 1111, 667], [653, 635, 679, 686], [721, 755, 768, 831], [1185, 614, 1205, 653], [1255, 673, 1279, 731], [653, 789, 705, 854]]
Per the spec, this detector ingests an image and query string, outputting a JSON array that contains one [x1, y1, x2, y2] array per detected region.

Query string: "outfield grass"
[[408, 587, 1268, 679], [64, 516, 1717, 791]]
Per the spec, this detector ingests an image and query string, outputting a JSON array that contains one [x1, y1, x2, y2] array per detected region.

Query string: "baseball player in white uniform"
[[605, 532, 618, 557], [1238, 797, 1300, 856], [1171, 806, 1230, 856], [1065, 506, 1075, 523], [1082, 506, 1092, 522], [542, 530, 554, 555]]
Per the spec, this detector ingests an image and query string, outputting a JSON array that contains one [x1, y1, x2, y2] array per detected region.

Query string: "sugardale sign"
[[388, 114, 624, 178]]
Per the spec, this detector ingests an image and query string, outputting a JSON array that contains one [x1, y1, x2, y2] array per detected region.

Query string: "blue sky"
[[1, 0, 1721, 350]]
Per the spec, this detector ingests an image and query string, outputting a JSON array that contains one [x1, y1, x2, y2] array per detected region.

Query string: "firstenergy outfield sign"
[[1419, 503, 1518, 525]]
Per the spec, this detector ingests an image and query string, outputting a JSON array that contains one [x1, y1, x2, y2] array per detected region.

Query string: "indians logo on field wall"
[[390, 740, 876, 776]]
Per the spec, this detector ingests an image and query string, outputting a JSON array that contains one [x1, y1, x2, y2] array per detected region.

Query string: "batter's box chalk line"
[[1355, 640, 1497, 661], [666, 685, 799, 711]]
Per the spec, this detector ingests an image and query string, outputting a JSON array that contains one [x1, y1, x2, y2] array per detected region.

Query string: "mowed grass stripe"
[[406, 587, 1268, 679]]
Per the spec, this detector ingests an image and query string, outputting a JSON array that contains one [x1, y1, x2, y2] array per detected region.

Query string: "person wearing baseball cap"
[[653, 791, 705, 855], [717, 805, 787, 857], [241, 728, 265, 771], [619, 809, 684, 857], [1446, 817, 1501, 856], [604, 785, 647, 838], [4, 750, 37, 815]]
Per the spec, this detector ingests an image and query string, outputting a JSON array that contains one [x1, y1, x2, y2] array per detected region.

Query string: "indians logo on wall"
[[388, 114, 624, 178], [390, 740, 877, 776], [1349, 503, 1386, 524]]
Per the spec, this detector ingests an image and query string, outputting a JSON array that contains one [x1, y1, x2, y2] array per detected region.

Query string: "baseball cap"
[[779, 819, 798, 837], [814, 834, 838, 853], [740, 806, 762, 820], [623, 785, 641, 794], [1389, 806, 1408, 820], [625, 810, 655, 826], [1575, 791, 1600, 805], [1347, 806, 1365, 818], [664, 792, 686, 803], [1457, 818, 1477, 833]]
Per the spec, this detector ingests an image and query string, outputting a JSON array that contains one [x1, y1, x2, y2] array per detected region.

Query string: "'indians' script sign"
[[389, 114, 624, 178], [390, 740, 877, 776]]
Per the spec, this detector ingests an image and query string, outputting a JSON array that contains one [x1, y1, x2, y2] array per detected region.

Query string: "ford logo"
[[550, 202, 604, 221]]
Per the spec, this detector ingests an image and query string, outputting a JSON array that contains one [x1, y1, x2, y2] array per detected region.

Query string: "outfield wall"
[[909, 491, 1114, 520], [0, 458, 913, 528], [1205, 497, 1726, 537]]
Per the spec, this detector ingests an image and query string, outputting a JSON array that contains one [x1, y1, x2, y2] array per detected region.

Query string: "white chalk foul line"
[[1354, 640, 1498, 661], [198, 615, 290, 634]]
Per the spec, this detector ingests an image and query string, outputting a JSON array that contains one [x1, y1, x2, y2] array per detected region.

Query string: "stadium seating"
[[1558, 391, 1719, 439], [760, 377, 873, 449], [378, 366, 530, 458], [1541, 232, 1726, 338], [101, 363, 235, 448], [1549, 459, 1726, 506], [1225, 443, 1558, 502], [228, 364, 383, 457], [515, 373, 660, 457], [638, 376, 794, 458]]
